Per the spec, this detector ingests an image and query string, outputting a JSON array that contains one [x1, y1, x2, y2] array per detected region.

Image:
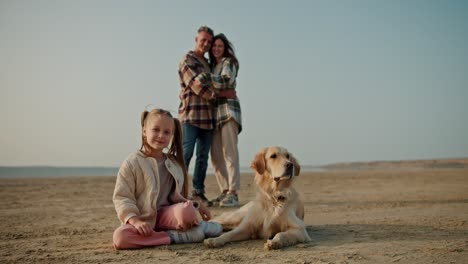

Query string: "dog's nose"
[[285, 162, 293, 175]]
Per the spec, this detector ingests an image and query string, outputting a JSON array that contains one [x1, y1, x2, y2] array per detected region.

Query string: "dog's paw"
[[204, 238, 223, 248], [264, 239, 281, 250]]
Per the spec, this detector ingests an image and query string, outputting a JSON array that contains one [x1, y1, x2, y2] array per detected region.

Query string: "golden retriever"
[[204, 146, 311, 250]]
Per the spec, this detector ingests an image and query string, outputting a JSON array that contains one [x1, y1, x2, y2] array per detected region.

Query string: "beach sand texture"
[[1, 161, 467, 263]]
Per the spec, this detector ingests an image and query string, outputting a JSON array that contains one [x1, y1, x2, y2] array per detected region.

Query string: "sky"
[[1, 0, 467, 168]]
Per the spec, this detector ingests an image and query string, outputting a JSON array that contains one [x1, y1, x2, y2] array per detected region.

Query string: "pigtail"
[[170, 118, 189, 198], [140, 111, 149, 154], [141, 111, 149, 127]]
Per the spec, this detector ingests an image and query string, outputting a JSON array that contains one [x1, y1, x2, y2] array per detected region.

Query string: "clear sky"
[[1, 0, 467, 168]]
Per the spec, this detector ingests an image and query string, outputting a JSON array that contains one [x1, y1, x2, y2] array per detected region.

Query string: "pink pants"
[[113, 201, 199, 249]]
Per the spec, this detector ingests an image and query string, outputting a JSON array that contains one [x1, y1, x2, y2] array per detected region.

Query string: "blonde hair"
[[140, 109, 189, 198]]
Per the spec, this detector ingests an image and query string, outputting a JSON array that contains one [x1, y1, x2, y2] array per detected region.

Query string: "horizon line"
[[1, 156, 467, 169]]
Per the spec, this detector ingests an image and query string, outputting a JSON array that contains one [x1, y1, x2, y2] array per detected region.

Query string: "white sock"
[[166, 225, 205, 244], [200, 221, 223, 238]]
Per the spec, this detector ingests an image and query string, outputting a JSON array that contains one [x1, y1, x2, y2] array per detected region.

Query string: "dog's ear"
[[290, 153, 301, 176], [251, 150, 266, 174]]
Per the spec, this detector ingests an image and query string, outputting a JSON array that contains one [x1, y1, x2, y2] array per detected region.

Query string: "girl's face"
[[212, 39, 225, 61], [143, 114, 174, 154]]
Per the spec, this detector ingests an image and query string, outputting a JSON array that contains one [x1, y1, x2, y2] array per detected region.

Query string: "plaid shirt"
[[211, 57, 242, 133], [178, 51, 216, 129]]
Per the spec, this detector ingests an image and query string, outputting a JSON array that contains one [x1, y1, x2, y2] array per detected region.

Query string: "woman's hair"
[[140, 109, 189, 198], [209, 33, 239, 71]]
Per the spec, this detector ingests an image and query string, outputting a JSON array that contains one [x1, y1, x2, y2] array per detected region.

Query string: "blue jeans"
[[182, 123, 213, 194]]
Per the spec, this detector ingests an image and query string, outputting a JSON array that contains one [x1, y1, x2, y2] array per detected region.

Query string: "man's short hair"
[[197, 25, 214, 37]]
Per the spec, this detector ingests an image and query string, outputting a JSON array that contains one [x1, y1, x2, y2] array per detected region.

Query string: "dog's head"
[[250, 146, 301, 181]]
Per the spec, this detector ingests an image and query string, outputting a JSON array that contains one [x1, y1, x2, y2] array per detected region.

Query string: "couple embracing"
[[178, 26, 242, 208]]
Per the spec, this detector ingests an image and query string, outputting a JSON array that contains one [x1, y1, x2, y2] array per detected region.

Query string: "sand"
[[1, 163, 467, 263]]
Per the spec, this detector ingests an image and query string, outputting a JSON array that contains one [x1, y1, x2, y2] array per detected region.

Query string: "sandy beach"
[[1, 161, 467, 264]]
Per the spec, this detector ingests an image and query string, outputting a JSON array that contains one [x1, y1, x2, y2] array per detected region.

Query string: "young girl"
[[112, 108, 222, 249]]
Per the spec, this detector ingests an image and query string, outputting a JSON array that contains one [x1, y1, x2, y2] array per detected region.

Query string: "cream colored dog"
[[204, 146, 311, 250]]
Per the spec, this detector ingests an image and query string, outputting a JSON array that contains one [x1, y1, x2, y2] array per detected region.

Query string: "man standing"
[[178, 26, 234, 206]]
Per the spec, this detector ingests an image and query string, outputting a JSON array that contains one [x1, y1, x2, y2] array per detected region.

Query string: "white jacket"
[[113, 150, 186, 226]]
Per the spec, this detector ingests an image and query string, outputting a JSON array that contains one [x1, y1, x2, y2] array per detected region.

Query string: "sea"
[[0, 165, 324, 179]]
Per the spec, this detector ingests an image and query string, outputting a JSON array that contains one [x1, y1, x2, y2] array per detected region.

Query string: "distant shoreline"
[[322, 157, 468, 170], [0, 166, 119, 179], [1, 158, 467, 179], [0, 158, 468, 179], [0, 165, 325, 179]]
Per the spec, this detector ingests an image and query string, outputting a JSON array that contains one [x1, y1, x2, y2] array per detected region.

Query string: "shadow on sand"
[[307, 224, 467, 247]]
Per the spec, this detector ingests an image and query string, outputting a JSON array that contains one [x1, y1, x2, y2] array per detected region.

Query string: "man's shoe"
[[192, 191, 213, 207], [220, 193, 240, 207]]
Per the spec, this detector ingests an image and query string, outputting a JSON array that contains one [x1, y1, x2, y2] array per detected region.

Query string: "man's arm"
[[178, 56, 215, 100]]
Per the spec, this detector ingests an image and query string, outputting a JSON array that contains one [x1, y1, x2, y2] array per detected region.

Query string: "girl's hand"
[[128, 217, 153, 237], [198, 203, 212, 221]]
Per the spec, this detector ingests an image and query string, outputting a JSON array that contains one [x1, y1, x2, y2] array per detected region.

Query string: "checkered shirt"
[[178, 51, 216, 130], [211, 57, 242, 133]]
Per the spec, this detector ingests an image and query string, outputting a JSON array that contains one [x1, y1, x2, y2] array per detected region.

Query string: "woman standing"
[[208, 33, 242, 207]]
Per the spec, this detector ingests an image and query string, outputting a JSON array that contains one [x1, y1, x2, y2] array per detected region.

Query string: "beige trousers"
[[210, 119, 240, 192]]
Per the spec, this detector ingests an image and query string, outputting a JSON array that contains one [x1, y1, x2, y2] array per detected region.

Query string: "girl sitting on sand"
[[112, 108, 222, 249]]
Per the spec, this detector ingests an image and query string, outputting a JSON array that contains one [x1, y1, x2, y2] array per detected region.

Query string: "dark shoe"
[[192, 191, 213, 207]]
